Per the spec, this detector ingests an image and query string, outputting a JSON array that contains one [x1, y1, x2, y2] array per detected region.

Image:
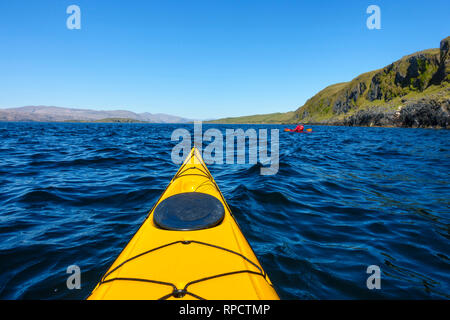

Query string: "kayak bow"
[[88, 147, 279, 300]]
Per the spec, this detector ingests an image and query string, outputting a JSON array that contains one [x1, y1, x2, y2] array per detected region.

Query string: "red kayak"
[[284, 128, 312, 133]]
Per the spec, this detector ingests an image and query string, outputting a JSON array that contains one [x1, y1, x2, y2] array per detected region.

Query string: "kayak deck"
[[88, 147, 279, 300]]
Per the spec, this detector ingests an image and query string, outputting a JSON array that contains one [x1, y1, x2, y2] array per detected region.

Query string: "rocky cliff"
[[209, 36, 450, 128], [294, 36, 450, 128]]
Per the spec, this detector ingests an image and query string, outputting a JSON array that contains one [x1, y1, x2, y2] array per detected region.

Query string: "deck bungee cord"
[[96, 240, 268, 300]]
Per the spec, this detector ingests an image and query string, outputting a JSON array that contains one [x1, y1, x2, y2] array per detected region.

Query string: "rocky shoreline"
[[327, 98, 450, 128]]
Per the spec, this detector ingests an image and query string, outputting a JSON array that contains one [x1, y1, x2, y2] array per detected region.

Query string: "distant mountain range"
[[208, 36, 450, 128], [0, 106, 192, 123]]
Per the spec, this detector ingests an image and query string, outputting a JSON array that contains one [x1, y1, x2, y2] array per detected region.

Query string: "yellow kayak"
[[88, 147, 279, 300]]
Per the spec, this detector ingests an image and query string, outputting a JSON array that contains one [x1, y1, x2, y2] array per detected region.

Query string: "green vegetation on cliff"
[[208, 36, 450, 128]]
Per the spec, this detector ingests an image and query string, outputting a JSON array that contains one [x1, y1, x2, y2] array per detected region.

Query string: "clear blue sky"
[[1, 0, 449, 119]]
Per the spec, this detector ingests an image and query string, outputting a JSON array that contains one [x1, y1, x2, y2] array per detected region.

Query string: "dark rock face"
[[431, 36, 450, 85], [342, 99, 450, 128], [395, 99, 450, 128], [301, 110, 309, 119], [394, 55, 437, 90], [332, 81, 367, 114], [332, 100, 349, 115], [440, 36, 450, 72], [367, 53, 440, 103], [365, 37, 450, 104], [349, 82, 367, 102], [367, 74, 383, 101], [342, 108, 394, 127]]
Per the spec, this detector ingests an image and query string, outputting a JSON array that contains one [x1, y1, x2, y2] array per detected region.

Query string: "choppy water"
[[0, 122, 449, 299]]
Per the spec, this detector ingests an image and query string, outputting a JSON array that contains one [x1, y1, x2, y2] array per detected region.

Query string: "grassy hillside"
[[207, 112, 295, 124], [294, 47, 448, 124], [208, 36, 450, 127]]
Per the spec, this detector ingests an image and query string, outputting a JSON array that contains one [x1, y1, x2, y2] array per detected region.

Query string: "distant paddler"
[[284, 124, 312, 133], [293, 124, 304, 132]]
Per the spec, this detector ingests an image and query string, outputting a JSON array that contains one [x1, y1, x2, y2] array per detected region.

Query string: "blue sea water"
[[0, 122, 449, 299]]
